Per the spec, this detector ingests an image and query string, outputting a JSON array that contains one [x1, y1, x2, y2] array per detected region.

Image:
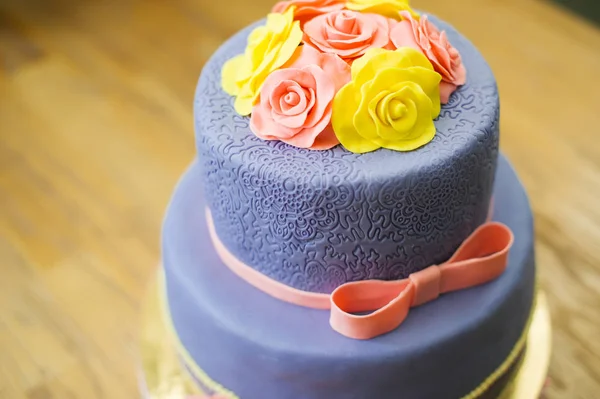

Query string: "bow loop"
[[440, 222, 514, 293], [330, 279, 413, 340], [330, 221, 513, 339], [447, 222, 514, 264]]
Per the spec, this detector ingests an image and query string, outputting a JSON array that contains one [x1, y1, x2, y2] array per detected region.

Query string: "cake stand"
[[138, 272, 552, 399]]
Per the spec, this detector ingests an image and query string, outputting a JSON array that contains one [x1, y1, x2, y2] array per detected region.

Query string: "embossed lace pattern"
[[195, 17, 500, 293]]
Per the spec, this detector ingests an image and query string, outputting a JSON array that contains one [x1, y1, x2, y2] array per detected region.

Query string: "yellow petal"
[[247, 26, 267, 54], [332, 45, 441, 153], [221, 5, 302, 115], [380, 90, 418, 140], [400, 67, 441, 118], [392, 83, 431, 141], [346, 0, 418, 20], [353, 83, 382, 141], [382, 119, 435, 151], [366, 90, 396, 140], [273, 21, 303, 70], [221, 55, 245, 96], [332, 83, 380, 154], [234, 93, 254, 116], [365, 67, 441, 117], [250, 32, 272, 68], [393, 47, 434, 70], [353, 48, 433, 88], [351, 48, 387, 79], [265, 11, 287, 33], [375, 84, 436, 151], [387, 95, 417, 135]]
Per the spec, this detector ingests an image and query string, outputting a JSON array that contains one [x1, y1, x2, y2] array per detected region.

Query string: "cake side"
[[162, 155, 535, 399], [194, 15, 499, 293]]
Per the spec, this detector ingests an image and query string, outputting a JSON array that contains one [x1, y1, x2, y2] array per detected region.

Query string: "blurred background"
[[1, 0, 599, 398]]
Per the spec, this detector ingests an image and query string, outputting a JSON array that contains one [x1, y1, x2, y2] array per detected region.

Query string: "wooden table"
[[1, 0, 599, 397]]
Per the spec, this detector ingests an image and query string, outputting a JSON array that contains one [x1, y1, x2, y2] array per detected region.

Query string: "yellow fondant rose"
[[331, 47, 441, 153], [345, 0, 418, 19], [222, 7, 303, 115]]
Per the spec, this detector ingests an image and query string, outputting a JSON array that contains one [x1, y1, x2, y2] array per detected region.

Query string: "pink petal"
[[318, 53, 351, 91], [439, 80, 458, 104], [304, 13, 329, 43], [308, 123, 339, 150], [393, 12, 466, 89], [250, 103, 302, 140], [279, 90, 301, 113], [325, 28, 361, 42], [273, 86, 315, 128], [282, 106, 334, 148], [368, 13, 393, 50], [272, 0, 346, 26], [303, 10, 393, 60], [451, 61, 467, 86], [390, 20, 421, 51], [250, 55, 343, 151], [269, 80, 303, 114], [285, 45, 322, 68], [425, 30, 452, 76], [285, 46, 350, 91], [272, 1, 288, 13], [281, 85, 311, 115], [426, 43, 452, 79], [300, 65, 335, 128], [331, 10, 358, 33]]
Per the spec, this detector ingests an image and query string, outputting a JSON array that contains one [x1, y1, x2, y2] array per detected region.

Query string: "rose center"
[[284, 91, 301, 106], [389, 99, 407, 120], [333, 11, 358, 34]]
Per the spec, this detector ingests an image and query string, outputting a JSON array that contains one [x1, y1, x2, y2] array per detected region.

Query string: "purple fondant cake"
[[160, 2, 535, 398], [197, 16, 498, 293]]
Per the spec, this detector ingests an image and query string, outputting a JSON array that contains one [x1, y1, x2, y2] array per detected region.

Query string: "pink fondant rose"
[[250, 46, 350, 150], [390, 11, 466, 103], [272, 0, 345, 25], [303, 10, 396, 62]]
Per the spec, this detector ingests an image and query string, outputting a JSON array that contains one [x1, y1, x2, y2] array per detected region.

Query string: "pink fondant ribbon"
[[206, 208, 513, 340]]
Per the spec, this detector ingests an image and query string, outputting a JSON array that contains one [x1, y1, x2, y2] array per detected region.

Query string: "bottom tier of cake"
[[161, 155, 536, 399], [139, 282, 551, 399]]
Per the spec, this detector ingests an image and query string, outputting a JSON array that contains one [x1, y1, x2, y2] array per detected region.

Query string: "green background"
[[554, 0, 600, 24]]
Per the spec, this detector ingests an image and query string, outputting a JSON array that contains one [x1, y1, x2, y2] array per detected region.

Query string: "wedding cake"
[[159, 1, 536, 397]]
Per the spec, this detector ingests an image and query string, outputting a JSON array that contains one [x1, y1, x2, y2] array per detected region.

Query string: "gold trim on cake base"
[[138, 271, 551, 399]]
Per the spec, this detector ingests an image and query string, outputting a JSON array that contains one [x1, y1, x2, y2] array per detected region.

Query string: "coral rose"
[[250, 46, 350, 150], [272, 0, 345, 25], [332, 47, 442, 153], [303, 10, 395, 62], [221, 8, 303, 115], [284, 44, 351, 91], [390, 11, 466, 103]]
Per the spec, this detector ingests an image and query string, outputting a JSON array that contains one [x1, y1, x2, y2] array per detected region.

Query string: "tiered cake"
[[161, 2, 536, 398]]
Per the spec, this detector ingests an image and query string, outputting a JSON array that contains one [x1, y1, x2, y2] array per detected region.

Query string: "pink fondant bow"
[[329, 222, 513, 339], [206, 208, 514, 340]]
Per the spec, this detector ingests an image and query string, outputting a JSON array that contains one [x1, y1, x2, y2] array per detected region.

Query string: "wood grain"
[[1, 0, 599, 398]]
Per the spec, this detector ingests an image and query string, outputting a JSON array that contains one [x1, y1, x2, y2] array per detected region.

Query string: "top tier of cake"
[[195, 15, 499, 294]]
